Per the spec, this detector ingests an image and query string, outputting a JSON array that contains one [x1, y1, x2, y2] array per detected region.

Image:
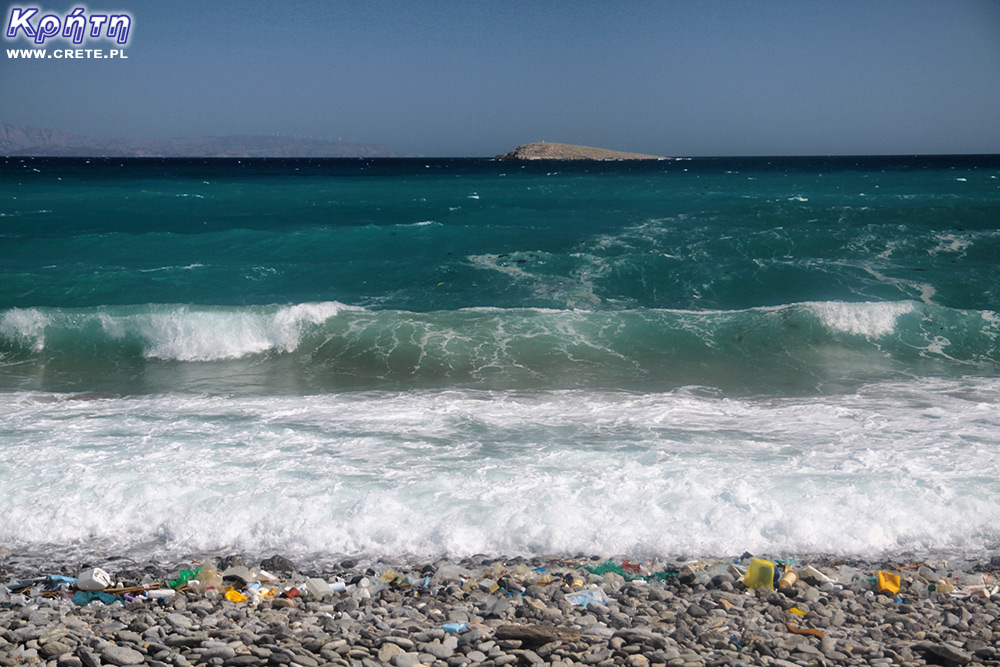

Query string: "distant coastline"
[[495, 141, 667, 160], [0, 121, 396, 158]]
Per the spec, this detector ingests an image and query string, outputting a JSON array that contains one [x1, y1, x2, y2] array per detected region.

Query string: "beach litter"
[[2, 551, 999, 666]]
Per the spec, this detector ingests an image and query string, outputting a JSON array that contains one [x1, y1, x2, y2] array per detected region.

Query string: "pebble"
[[101, 645, 145, 666]]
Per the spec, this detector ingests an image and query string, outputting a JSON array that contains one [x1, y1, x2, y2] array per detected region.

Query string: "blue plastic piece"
[[439, 622, 468, 634], [72, 590, 118, 605]]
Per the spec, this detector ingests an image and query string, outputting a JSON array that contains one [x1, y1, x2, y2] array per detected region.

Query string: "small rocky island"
[[494, 141, 667, 161]]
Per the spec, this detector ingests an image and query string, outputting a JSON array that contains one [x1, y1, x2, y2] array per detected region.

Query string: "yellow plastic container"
[[877, 571, 901, 595], [743, 558, 775, 589], [224, 587, 247, 603]]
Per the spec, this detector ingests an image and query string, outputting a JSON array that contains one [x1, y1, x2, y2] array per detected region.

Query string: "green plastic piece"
[[583, 561, 679, 582], [169, 568, 201, 589]]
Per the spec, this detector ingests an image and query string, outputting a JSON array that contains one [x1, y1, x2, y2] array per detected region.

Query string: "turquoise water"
[[1, 155, 999, 558]]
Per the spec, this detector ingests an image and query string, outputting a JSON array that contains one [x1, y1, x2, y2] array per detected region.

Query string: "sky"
[[1, 0, 999, 156]]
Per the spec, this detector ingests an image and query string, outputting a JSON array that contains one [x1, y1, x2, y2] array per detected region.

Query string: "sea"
[[1, 155, 998, 564]]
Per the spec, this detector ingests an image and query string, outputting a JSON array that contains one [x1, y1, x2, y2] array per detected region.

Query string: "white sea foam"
[[0, 303, 357, 361], [0, 308, 47, 351], [808, 300, 914, 337], [929, 232, 973, 256], [139, 302, 352, 361], [1, 379, 998, 560]]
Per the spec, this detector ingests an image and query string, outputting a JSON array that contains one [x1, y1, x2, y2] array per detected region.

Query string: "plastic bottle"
[[194, 565, 223, 593], [145, 589, 176, 600]]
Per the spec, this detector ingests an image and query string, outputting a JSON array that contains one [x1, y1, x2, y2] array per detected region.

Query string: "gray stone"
[[41, 642, 72, 658], [101, 645, 144, 666], [581, 648, 612, 665], [419, 642, 453, 659], [383, 637, 415, 651], [587, 602, 610, 617], [259, 555, 296, 574], [521, 649, 544, 665], [113, 631, 143, 645], [391, 653, 422, 667], [223, 658, 262, 667], [378, 644, 404, 663], [685, 603, 708, 618], [77, 648, 101, 667], [290, 654, 319, 667], [165, 635, 208, 648], [493, 624, 580, 646], [465, 651, 487, 662], [201, 647, 237, 661], [916, 642, 973, 665], [612, 629, 669, 651], [165, 613, 193, 630]]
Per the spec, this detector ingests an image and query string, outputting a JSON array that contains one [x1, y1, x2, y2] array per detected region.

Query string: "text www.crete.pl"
[[7, 48, 126, 58]]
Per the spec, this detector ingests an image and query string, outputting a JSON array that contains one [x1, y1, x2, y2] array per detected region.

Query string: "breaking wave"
[[1, 300, 996, 394]]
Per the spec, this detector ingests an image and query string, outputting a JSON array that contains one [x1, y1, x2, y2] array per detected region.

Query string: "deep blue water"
[[1, 155, 998, 559]]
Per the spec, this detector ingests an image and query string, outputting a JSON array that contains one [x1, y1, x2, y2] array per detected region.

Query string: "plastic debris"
[[439, 622, 469, 634], [778, 570, 798, 589], [224, 587, 247, 603], [193, 564, 223, 593], [478, 578, 500, 593], [785, 622, 823, 638], [169, 568, 200, 589], [565, 587, 609, 606], [584, 560, 678, 582], [144, 589, 176, 599], [743, 558, 775, 589], [305, 577, 334, 598], [6, 577, 46, 593], [44, 575, 77, 592], [877, 570, 901, 595], [76, 568, 112, 591], [72, 590, 118, 605], [222, 565, 255, 586], [796, 564, 832, 585]]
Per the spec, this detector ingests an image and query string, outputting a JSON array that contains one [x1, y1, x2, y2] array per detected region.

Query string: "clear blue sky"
[[2, 0, 999, 156]]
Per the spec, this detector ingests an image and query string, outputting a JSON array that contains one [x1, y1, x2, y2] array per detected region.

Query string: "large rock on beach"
[[259, 555, 296, 574], [494, 623, 581, 645]]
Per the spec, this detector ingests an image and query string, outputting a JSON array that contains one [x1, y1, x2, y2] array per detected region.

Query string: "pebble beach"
[[3, 551, 1000, 667]]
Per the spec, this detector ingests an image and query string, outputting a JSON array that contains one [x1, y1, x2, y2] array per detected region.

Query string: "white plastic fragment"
[[565, 587, 608, 606], [77, 568, 112, 591], [144, 588, 176, 599]]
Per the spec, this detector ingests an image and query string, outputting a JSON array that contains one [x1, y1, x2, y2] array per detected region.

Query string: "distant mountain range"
[[0, 121, 397, 157]]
